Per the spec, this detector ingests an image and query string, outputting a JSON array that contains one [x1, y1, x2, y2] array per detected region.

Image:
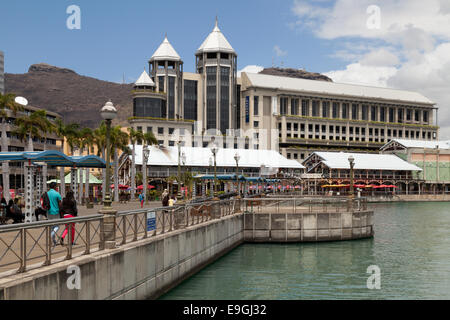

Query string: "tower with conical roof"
[[195, 18, 237, 132], [149, 35, 184, 120], [132, 69, 168, 119]]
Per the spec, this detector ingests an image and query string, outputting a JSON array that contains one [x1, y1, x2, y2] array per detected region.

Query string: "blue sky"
[[0, 0, 342, 83]]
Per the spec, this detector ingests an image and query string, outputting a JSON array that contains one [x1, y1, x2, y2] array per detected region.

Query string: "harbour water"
[[160, 202, 450, 300]]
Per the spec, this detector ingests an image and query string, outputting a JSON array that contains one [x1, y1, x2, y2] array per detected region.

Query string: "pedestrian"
[[47, 182, 63, 246], [60, 190, 78, 246], [168, 195, 175, 207], [162, 189, 169, 207], [9, 198, 24, 224], [139, 191, 145, 208]]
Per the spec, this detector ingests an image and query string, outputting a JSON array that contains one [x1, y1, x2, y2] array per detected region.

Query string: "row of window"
[[277, 97, 430, 124], [136, 126, 186, 136], [280, 122, 436, 139]]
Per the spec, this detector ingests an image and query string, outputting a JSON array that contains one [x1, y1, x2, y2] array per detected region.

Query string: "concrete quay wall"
[[0, 214, 244, 300], [244, 211, 374, 242], [367, 194, 450, 202]]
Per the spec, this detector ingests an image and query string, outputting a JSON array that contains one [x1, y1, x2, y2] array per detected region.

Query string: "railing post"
[[170, 210, 173, 232], [99, 206, 118, 250], [133, 213, 138, 242], [43, 226, 51, 266], [85, 221, 91, 255], [122, 216, 126, 245], [66, 225, 73, 260], [18, 229, 26, 273]]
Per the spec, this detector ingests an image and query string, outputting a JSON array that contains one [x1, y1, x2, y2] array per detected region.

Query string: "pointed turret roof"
[[150, 36, 181, 62], [196, 18, 236, 55], [134, 70, 155, 87]]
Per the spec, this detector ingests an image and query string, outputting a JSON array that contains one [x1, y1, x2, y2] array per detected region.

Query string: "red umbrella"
[[110, 184, 129, 189], [137, 185, 155, 190]]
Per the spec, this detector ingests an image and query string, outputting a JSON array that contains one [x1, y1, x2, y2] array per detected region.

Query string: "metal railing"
[[244, 197, 368, 214], [0, 198, 241, 277]]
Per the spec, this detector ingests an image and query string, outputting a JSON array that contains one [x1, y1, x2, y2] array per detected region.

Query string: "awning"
[[0, 151, 106, 168]]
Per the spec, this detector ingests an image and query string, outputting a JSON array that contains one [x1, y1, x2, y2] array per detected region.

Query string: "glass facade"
[[301, 100, 309, 116], [291, 98, 299, 115], [236, 85, 241, 129], [206, 66, 217, 129], [220, 67, 230, 131], [312, 100, 319, 117], [158, 76, 164, 92], [168, 77, 175, 119], [184, 79, 198, 121], [133, 97, 166, 118], [280, 97, 288, 115]]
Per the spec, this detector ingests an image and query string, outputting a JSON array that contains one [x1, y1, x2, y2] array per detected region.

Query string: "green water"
[[159, 202, 450, 300]]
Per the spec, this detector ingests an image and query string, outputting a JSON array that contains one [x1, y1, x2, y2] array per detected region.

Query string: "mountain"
[[5, 63, 133, 128], [259, 67, 333, 82]]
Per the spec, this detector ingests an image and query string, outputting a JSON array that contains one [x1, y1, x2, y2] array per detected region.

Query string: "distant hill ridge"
[[5, 64, 332, 127], [5, 63, 133, 128]]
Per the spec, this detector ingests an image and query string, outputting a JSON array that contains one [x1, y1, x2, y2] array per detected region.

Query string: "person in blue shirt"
[[47, 182, 62, 246], [138, 191, 145, 208]]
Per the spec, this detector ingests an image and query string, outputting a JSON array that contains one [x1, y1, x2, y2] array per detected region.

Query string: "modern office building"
[[128, 19, 439, 164], [0, 50, 4, 94], [0, 104, 62, 190]]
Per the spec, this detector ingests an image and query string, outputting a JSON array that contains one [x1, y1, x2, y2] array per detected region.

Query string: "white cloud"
[[325, 63, 397, 87], [291, 0, 450, 139], [273, 45, 288, 57], [237, 65, 264, 77]]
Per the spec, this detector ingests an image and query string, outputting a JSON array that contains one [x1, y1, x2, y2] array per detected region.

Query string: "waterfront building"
[[118, 145, 304, 189], [239, 73, 438, 161], [381, 139, 450, 193], [0, 50, 4, 94], [302, 151, 423, 194], [127, 19, 439, 165], [0, 104, 62, 190]]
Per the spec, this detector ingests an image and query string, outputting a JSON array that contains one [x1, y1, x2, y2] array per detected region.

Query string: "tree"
[[127, 127, 143, 200], [110, 126, 130, 202], [80, 127, 94, 202], [0, 93, 23, 201], [13, 110, 50, 151], [54, 120, 79, 197]]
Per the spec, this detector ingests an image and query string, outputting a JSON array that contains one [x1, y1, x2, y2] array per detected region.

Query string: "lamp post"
[[210, 143, 218, 199], [100, 101, 117, 208], [234, 153, 240, 197], [348, 155, 355, 199], [99, 101, 117, 250], [143, 145, 150, 205], [177, 140, 183, 201], [208, 157, 213, 197], [181, 151, 186, 199]]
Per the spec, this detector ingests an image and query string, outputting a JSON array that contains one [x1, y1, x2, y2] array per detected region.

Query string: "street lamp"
[[143, 145, 150, 205], [181, 151, 186, 199], [210, 143, 218, 198], [100, 101, 117, 208], [177, 140, 183, 201], [234, 153, 240, 197], [348, 155, 355, 199]]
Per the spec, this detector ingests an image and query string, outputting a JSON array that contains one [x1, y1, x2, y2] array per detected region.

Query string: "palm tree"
[[141, 131, 158, 200], [13, 110, 49, 151], [110, 125, 130, 202], [0, 93, 23, 201], [54, 120, 79, 197], [127, 127, 143, 201], [80, 127, 94, 203], [93, 124, 107, 202]]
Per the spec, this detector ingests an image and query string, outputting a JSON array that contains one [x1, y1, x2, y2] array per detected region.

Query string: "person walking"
[[47, 182, 63, 246], [162, 189, 169, 207], [139, 191, 145, 208], [60, 190, 77, 246]]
